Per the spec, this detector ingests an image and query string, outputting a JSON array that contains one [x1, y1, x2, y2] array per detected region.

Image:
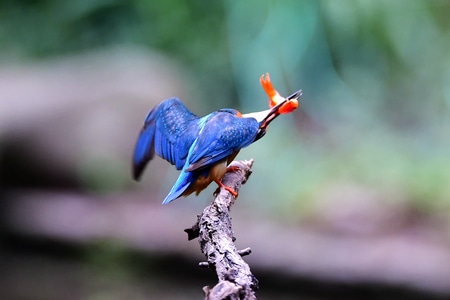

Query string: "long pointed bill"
[[287, 90, 303, 100], [259, 99, 289, 129], [260, 73, 302, 113], [243, 89, 302, 123], [242, 89, 302, 141]]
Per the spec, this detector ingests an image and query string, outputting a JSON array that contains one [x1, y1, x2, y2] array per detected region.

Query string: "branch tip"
[[184, 224, 200, 240], [237, 247, 252, 257]]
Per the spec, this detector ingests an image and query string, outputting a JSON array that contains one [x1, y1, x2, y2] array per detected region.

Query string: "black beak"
[[287, 90, 303, 100], [254, 89, 302, 141]]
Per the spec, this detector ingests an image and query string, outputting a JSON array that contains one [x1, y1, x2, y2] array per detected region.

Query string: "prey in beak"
[[242, 88, 302, 141]]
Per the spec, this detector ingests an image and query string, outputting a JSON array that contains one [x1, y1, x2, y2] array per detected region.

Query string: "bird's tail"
[[162, 170, 195, 204]]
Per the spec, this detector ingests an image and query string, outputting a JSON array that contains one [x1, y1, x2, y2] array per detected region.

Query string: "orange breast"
[[181, 150, 240, 197]]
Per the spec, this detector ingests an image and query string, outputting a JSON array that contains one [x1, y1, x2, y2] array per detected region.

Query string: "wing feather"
[[132, 98, 200, 180], [186, 113, 259, 172]]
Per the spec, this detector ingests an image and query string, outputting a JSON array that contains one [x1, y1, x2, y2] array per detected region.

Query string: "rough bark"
[[185, 159, 258, 300]]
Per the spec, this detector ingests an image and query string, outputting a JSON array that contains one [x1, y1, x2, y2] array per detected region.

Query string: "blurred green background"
[[1, 0, 450, 299]]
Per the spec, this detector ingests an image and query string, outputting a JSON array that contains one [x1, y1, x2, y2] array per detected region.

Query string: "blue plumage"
[[133, 98, 199, 178], [132, 98, 267, 204], [186, 112, 259, 171]]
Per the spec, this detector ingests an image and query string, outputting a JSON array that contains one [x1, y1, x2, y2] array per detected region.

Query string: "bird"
[[132, 73, 301, 204]]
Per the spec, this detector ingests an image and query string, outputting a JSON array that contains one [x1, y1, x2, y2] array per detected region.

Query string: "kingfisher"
[[132, 73, 301, 204]]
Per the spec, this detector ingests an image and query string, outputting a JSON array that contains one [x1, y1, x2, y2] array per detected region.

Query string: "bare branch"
[[185, 159, 258, 300]]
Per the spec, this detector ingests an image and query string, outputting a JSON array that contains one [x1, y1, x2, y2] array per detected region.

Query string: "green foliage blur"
[[2, 0, 450, 216]]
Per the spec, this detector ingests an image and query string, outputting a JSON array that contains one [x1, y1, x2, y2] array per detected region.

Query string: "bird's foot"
[[213, 179, 238, 197], [226, 165, 241, 172]]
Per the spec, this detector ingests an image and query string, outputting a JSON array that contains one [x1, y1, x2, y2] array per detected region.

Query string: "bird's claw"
[[213, 179, 238, 198], [226, 165, 241, 172], [259, 73, 299, 114]]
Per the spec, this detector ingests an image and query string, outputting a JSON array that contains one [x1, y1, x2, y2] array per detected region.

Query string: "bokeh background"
[[1, 0, 450, 299]]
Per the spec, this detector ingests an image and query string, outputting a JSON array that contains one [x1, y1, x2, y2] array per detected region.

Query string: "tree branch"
[[185, 159, 258, 300]]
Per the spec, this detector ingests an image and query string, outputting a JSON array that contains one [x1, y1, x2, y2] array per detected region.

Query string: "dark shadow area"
[[1, 230, 448, 300]]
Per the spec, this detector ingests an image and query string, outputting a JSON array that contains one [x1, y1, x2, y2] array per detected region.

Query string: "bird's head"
[[217, 108, 243, 117]]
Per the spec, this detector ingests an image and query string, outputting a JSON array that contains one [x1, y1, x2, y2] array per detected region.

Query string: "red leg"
[[214, 179, 238, 197], [226, 165, 240, 172]]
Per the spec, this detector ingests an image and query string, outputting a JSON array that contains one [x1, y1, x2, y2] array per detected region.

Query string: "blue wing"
[[161, 113, 259, 204], [132, 98, 200, 180], [186, 112, 259, 172]]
